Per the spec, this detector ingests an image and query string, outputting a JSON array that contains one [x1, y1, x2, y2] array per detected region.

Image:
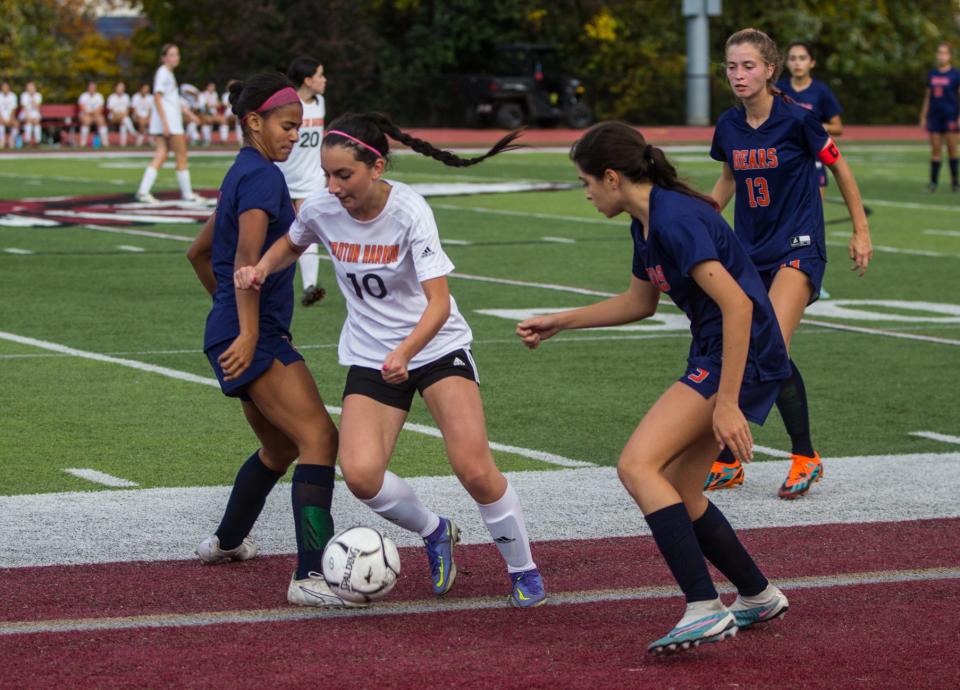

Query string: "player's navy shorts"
[[679, 356, 783, 425], [757, 254, 826, 305], [343, 348, 479, 411], [926, 114, 959, 134], [206, 330, 303, 400]]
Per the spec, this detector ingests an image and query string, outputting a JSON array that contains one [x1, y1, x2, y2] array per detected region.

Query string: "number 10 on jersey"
[[346, 272, 387, 300]]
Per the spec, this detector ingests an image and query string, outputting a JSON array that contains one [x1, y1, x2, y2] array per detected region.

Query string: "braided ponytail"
[[324, 112, 523, 168]]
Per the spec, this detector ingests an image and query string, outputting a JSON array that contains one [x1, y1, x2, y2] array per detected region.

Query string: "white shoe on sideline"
[[134, 192, 160, 204], [287, 571, 366, 608], [729, 585, 789, 628], [195, 535, 258, 564]]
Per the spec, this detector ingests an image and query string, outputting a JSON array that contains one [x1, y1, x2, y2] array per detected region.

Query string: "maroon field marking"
[[1, 518, 957, 623]]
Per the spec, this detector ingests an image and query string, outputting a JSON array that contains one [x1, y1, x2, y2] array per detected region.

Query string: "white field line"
[[3, 248, 33, 255], [541, 236, 576, 243], [82, 224, 193, 241], [857, 197, 960, 212], [63, 469, 138, 488], [801, 319, 960, 346], [3, 566, 958, 636], [752, 445, 792, 459], [924, 229, 960, 237], [116, 245, 145, 252], [2, 452, 959, 568], [0, 171, 128, 186], [909, 431, 960, 446], [0, 331, 591, 470], [431, 202, 619, 226], [440, 239, 471, 245]]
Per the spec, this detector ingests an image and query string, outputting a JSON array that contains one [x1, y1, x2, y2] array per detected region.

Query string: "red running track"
[[1, 519, 958, 689]]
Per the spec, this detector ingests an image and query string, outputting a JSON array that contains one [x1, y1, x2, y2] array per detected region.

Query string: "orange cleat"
[[777, 452, 823, 500], [704, 457, 745, 491]]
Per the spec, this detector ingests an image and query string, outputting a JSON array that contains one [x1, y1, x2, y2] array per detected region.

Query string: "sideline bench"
[[39, 103, 78, 145]]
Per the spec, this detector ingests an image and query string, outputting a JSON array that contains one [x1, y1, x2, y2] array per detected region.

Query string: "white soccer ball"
[[322, 526, 401, 604]]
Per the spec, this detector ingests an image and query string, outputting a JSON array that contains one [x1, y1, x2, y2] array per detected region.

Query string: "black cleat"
[[301, 285, 326, 307]]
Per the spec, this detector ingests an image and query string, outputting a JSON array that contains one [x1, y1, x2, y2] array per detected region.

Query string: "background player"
[[106, 82, 137, 147], [517, 122, 790, 653], [0, 82, 18, 148], [706, 28, 873, 498], [131, 84, 153, 146], [19, 81, 42, 146], [78, 81, 108, 147], [136, 44, 205, 204], [919, 41, 960, 192], [186, 73, 350, 608], [776, 42, 843, 200], [235, 113, 547, 608], [199, 82, 226, 145], [275, 55, 328, 307]]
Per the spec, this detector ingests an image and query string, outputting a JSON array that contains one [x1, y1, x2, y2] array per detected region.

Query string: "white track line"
[[63, 469, 138, 488], [0, 331, 591, 470], [909, 431, 960, 445], [3, 566, 957, 636]]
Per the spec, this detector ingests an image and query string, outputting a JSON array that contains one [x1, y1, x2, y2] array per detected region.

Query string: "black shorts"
[[343, 348, 479, 411]]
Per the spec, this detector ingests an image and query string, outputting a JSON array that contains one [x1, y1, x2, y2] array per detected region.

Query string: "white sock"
[[360, 471, 440, 537], [0, 125, 5, 147], [80, 125, 89, 146], [119, 127, 127, 146], [298, 244, 320, 289], [176, 169, 193, 198], [676, 598, 727, 628], [187, 121, 199, 142], [137, 166, 158, 196], [201, 124, 212, 144], [98, 126, 109, 146], [219, 123, 229, 142], [733, 583, 779, 607], [123, 117, 136, 134], [33, 124, 41, 143], [477, 482, 535, 572]]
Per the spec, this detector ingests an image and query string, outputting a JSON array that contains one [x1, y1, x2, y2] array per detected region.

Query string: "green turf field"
[[1, 145, 958, 495]]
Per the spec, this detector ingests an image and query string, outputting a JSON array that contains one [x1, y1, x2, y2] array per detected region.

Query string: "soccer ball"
[[322, 526, 401, 604]]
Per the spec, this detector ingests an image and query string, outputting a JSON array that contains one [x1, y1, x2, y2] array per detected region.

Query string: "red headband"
[[326, 130, 384, 158], [242, 87, 300, 121]]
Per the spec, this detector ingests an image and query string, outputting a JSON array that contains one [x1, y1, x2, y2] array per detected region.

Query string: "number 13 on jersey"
[[744, 176, 770, 208]]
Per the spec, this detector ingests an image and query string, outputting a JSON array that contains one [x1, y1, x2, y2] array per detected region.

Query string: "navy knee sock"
[[949, 158, 958, 184], [216, 450, 284, 550], [931, 160, 942, 185], [692, 502, 768, 597], [645, 503, 717, 603], [292, 464, 336, 580], [775, 360, 815, 457], [716, 447, 737, 464]]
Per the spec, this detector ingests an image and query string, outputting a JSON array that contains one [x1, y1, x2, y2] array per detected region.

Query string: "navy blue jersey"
[[710, 97, 829, 270], [631, 187, 790, 383], [927, 67, 960, 118], [204, 147, 297, 350], [775, 78, 842, 124]]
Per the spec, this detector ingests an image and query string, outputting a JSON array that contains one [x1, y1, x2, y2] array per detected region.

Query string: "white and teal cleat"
[[647, 610, 738, 654]]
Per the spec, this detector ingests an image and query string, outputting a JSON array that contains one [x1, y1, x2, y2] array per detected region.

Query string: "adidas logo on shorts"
[[421, 246, 434, 258], [453, 357, 466, 367]]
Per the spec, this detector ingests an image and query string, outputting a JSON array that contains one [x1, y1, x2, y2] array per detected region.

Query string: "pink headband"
[[326, 130, 384, 158], [242, 87, 300, 121]]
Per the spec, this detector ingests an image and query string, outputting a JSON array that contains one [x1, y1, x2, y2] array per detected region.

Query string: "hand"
[[516, 315, 562, 350], [712, 400, 753, 463], [381, 350, 410, 384], [848, 228, 873, 277], [234, 265, 265, 290], [218, 333, 257, 381]]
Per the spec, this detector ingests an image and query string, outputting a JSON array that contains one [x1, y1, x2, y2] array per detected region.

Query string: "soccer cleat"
[[647, 610, 738, 654], [182, 192, 215, 206], [287, 571, 365, 608], [301, 285, 326, 307], [729, 586, 789, 629], [134, 192, 160, 204], [509, 568, 547, 608], [195, 535, 258, 564], [423, 517, 460, 596], [704, 457, 744, 491], [778, 452, 823, 500], [927, 182, 938, 193]]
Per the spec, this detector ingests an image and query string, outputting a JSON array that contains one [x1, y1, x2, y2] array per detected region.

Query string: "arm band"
[[818, 138, 841, 165]]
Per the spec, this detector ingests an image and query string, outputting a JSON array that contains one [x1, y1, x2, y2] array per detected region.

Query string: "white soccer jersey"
[[78, 92, 104, 114], [275, 95, 325, 198], [107, 93, 130, 116], [19, 91, 42, 118], [0, 92, 16, 119], [289, 181, 473, 369], [132, 93, 153, 118], [149, 65, 183, 135], [198, 90, 219, 114]]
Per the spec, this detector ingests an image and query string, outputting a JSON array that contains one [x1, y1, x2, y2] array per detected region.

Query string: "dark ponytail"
[[324, 112, 523, 167], [571, 122, 717, 209], [228, 72, 297, 137]]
